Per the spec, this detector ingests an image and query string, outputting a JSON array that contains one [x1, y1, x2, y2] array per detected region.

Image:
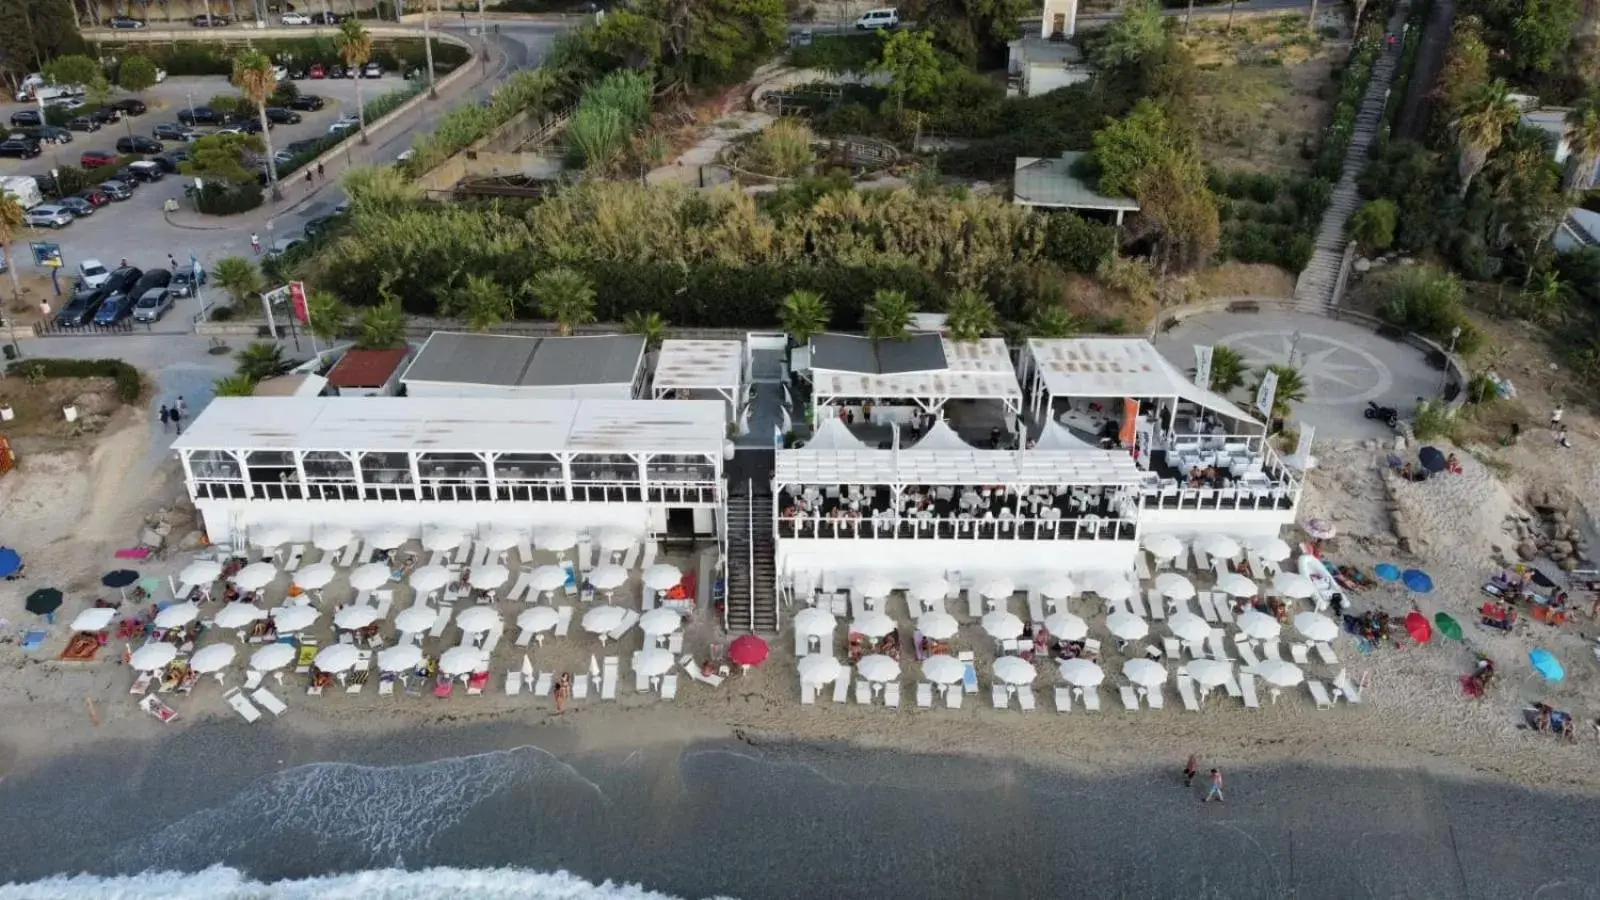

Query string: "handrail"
[[745, 478, 757, 634]]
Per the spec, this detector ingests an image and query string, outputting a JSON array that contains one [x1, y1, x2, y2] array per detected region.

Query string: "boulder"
[[1554, 540, 1575, 557], [1561, 557, 1579, 571], [1517, 540, 1539, 560], [1355, 258, 1372, 273]]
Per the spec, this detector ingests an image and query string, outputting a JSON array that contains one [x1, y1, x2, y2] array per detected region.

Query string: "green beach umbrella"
[[1434, 612, 1463, 641]]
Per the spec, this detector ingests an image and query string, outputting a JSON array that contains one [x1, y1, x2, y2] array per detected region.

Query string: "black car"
[[129, 268, 172, 299], [264, 107, 302, 125], [10, 109, 41, 127], [287, 66, 309, 80], [192, 13, 229, 26], [67, 116, 100, 132], [115, 135, 163, 154], [178, 106, 232, 126], [327, 65, 347, 79], [57, 196, 94, 217], [17, 125, 71, 144], [285, 94, 325, 111], [111, 98, 148, 116], [99, 180, 133, 200], [153, 122, 196, 141], [92, 289, 137, 325], [302, 215, 336, 238], [108, 15, 146, 28], [90, 107, 122, 125], [56, 288, 107, 327], [310, 11, 342, 23], [170, 267, 206, 298], [237, 119, 271, 134], [148, 154, 180, 174], [0, 138, 40, 159]]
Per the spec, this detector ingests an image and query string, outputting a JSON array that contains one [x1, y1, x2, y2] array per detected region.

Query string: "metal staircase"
[[724, 477, 778, 634]]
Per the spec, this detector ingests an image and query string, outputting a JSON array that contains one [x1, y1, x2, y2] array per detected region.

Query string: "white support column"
[[408, 452, 423, 496], [346, 451, 365, 499], [292, 450, 309, 499], [235, 450, 254, 498], [558, 453, 574, 502], [632, 453, 648, 500], [483, 452, 501, 496], [180, 450, 197, 497]]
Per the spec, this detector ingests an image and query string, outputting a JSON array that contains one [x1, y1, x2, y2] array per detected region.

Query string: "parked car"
[[99, 180, 133, 200], [57, 196, 94, 217], [236, 120, 271, 135], [55, 288, 107, 326], [311, 11, 343, 23], [303, 215, 336, 237], [131, 269, 171, 298], [308, 64, 327, 79], [90, 107, 122, 124], [78, 259, 111, 287], [92, 289, 138, 325], [267, 236, 304, 257], [109, 15, 146, 28], [149, 154, 182, 174], [26, 204, 73, 228], [79, 150, 118, 168], [8, 109, 41, 127], [177, 106, 229, 126], [170, 266, 207, 297], [362, 62, 382, 78], [126, 160, 165, 182], [116, 135, 162, 155], [132, 287, 175, 323], [855, 7, 899, 28], [271, 149, 295, 167], [17, 125, 72, 144], [286, 94, 325, 111], [192, 13, 229, 26], [76, 188, 110, 207], [280, 12, 311, 24], [327, 116, 359, 136], [153, 122, 197, 141], [265, 107, 302, 125], [273, 65, 290, 81], [0, 138, 40, 159], [328, 65, 347, 79], [67, 116, 101, 133], [111, 98, 148, 116]]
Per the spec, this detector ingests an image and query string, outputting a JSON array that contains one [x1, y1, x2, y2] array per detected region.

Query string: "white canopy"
[[1186, 658, 1232, 688], [976, 575, 1016, 600], [1141, 533, 1184, 559], [1105, 611, 1149, 641], [1024, 337, 1262, 426], [252, 526, 292, 549], [1167, 612, 1209, 644], [395, 604, 437, 634], [531, 565, 570, 593], [1122, 658, 1167, 688], [423, 529, 465, 551], [1215, 572, 1258, 598], [1044, 611, 1088, 641], [910, 419, 976, 452], [638, 608, 683, 636], [215, 603, 268, 630], [1293, 612, 1338, 643], [410, 565, 453, 593], [915, 611, 959, 640], [349, 563, 392, 591], [853, 573, 893, 599], [484, 530, 523, 552], [250, 642, 296, 672], [313, 643, 359, 673], [294, 562, 337, 591], [857, 654, 901, 683], [1155, 573, 1195, 600], [470, 564, 511, 590], [582, 605, 625, 634], [799, 654, 844, 685], [587, 564, 628, 591], [652, 339, 743, 401], [993, 656, 1036, 685], [794, 607, 837, 637], [910, 576, 950, 603], [1033, 419, 1099, 451], [851, 611, 896, 639], [367, 527, 409, 550], [70, 607, 115, 632], [313, 527, 355, 551], [518, 605, 561, 633], [981, 610, 1024, 640], [921, 654, 965, 685], [636, 648, 676, 677], [130, 643, 177, 672], [642, 564, 682, 591], [439, 645, 488, 676], [190, 643, 237, 674], [598, 528, 639, 552], [1085, 571, 1131, 600], [378, 644, 423, 672], [802, 417, 871, 453], [334, 604, 381, 630], [178, 560, 222, 586], [536, 528, 578, 551], [1249, 536, 1293, 561], [1197, 534, 1241, 561], [455, 606, 501, 634], [154, 602, 199, 629], [1251, 659, 1304, 688], [1272, 572, 1315, 600], [271, 605, 319, 633], [1058, 658, 1104, 687], [1037, 575, 1076, 600], [232, 562, 278, 591], [1237, 610, 1281, 641]]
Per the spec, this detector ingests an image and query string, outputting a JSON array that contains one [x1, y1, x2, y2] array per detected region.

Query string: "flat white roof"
[[653, 339, 742, 392], [813, 338, 1022, 401], [1025, 337, 1258, 423], [173, 397, 727, 457], [775, 447, 1143, 486]]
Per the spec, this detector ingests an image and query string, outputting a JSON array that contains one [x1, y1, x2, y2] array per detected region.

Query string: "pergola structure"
[[807, 334, 1023, 427], [1019, 337, 1261, 432], [651, 339, 744, 422]]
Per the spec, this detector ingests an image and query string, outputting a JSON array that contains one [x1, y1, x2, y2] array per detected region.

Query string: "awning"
[[909, 420, 976, 452], [803, 416, 870, 451], [1034, 420, 1098, 450]]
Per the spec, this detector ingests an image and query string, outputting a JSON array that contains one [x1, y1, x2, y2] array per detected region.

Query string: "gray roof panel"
[[810, 332, 947, 374], [876, 333, 946, 373], [810, 334, 876, 373], [520, 334, 645, 387], [402, 332, 645, 388]]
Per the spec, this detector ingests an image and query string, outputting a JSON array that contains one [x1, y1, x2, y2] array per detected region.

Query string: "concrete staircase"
[[1294, 10, 1407, 306], [723, 478, 778, 635]]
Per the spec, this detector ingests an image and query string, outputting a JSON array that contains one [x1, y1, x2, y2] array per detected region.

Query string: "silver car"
[[25, 205, 72, 228], [132, 287, 174, 323]]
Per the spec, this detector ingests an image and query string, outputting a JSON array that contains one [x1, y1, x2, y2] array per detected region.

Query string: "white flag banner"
[[1193, 345, 1214, 391], [1255, 369, 1279, 420], [1292, 423, 1316, 468]]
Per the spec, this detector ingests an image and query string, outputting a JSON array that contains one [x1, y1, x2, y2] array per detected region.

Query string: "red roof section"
[[326, 348, 408, 389]]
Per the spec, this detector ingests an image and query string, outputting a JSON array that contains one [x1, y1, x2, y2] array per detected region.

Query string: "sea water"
[[0, 866, 709, 899]]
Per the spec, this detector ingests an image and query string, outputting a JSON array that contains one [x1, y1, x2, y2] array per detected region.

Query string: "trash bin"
[[2, 345, 16, 361]]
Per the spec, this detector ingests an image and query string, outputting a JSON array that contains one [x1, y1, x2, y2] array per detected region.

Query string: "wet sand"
[[1, 720, 1597, 899]]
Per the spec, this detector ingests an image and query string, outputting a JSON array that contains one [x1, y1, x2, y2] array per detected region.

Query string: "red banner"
[[289, 281, 308, 324]]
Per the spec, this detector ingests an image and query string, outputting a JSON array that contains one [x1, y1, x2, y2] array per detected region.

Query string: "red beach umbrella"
[[728, 635, 770, 668], [1404, 610, 1432, 643]]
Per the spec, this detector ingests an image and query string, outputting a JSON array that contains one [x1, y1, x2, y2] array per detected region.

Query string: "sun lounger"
[[606, 610, 641, 641], [251, 687, 287, 716], [884, 682, 900, 708], [1197, 592, 1219, 623], [506, 671, 523, 695], [946, 685, 963, 709], [966, 589, 984, 619], [284, 544, 306, 571], [1135, 550, 1151, 581], [129, 672, 153, 694], [1208, 629, 1234, 661], [801, 680, 816, 705], [1120, 685, 1139, 710], [857, 680, 873, 705], [600, 657, 619, 700], [668, 633, 683, 655], [224, 688, 262, 723], [553, 605, 574, 637], [1146, 589, 1165, 621], [991, 684, 1009, 709], [429, 605, 453, 639], [1307, 680, 1333, 709], [379, 675, 395, 696], [560, 561, 578, 598], [139, 695, 178, 723], [294, 642, 318, 674], [517, 537, 534, 568], [533, 672, 552, 697], [634, 653, 651, 693], [1315, 642, 1339, 665], [337, 540, 362, 569], [572, 676, 588, 700], [1083, 638, 1101, 658], [1213, 596, 1234, 624], [475, 544, 493, 568], [1236, 640, 1260, 669], [959, 651, 978, 694], [1054, 686, 1071, 712], [829, 591, 848, 617], [508, 571, 534, 603], [1240, 672, 1261, 709], [1223, 669, 1242, 698], [621, 543, 640, 570], [516, 627, 535, 648], [1176, 675, 1201, 712], [1027, 590, 1044, 626], [1017, 685, 1035, 711], [833, 664, 851, 702], [917, 682, 933, 708], [794, 627, 810, 657], [1260, 641, 1283, 662], [661, 673, 677, 700], [481, 624, 504, 656], [1127, 592, 1146, 618], [1162, 637, 1182, 659], [1331, 669, 1362, 704], [1146, 685, 1165, 709], [1183, 639, 1205, 659], [641, 541, 657, 569], [1081, 686, 1100, 711]]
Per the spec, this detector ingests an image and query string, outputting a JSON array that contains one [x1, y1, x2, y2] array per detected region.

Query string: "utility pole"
[[422, 0, 437, 98]]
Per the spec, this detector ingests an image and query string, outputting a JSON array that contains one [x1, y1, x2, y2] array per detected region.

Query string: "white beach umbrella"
[[1216, 572, 1259, 598], [484, 530, 522, 553], [252, 526, 292, 549], [1251, 659, 1305, 688], [455, 606, 501, 634], [1123, 658, 1167, 688], [981, 610, 1024, 640], [915, 611, 959, 640], [1249, 536, 1293, 562], [249, 642, 295, 672], [976, 574, 1016, 600], [921, 654, 965, 685], [129, 643, 177, 672], [294, 563, 337, 592], [409, 565, 453, 594], [1058, 658, 1105, 687], [215, 603, 267, 630], [582, 605, 625, 634], [395, 604, 437, 634], [993, 656, 1036, 686], [642, 564, 682, 592], [852, 611, 896, 639], [598, 528, 639, 552], [799, 654, 844, 685], [531, 565, 571, 593], [423, 529, 465, 552], [794, 607, 837, 637], [367, 528, 409, 550], [349, 563, 392, 592], [1237, 610, 1282, 641], [636, 648, 675, 678], [1086, 572, 1132, 600], [1037, 574, 1077, 601], [154, 602, 199, 629], [178, 560, 222, 586], [271, 605, 318, 633], [1141, 533, 1184, 560], [1044, 611, 1088, 641], [1105, 611, 1149, 641], [1167, 612, 1210, 644], [334, 604, 381, 630], [1155, 573, 1196, 600], [439, 645, 488, 676], [189, 643, 236, 674], [469, 564, 510, 590], [857, 654, 901, 683], [535, 528, 577, 552], [639, 607, 683, 636], [70, 607, 115, 632], [377, 644, 423, 673], [853, 572, 893, 599], [518, 605, 560, 633], [1293, 612, 1339, 643], [313, 527, 354, 551], [1197, 534, 1241, 560], [910, 576, 950, 603], [232, 562, 279, 591], [1186, 658, 1232, 688], [1272, 572, 1316, 600], [587, 564, 628, 591], [313, 643, 359, 674]]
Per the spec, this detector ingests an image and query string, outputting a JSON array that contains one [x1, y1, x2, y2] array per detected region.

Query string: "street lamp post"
[[1437, 325, 1461, 395]]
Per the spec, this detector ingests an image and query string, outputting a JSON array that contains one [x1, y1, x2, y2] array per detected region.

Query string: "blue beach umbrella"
[[0, 547, 21, 578], [1374, 563, 1401, 582], [1401, 569, 1433, 593], [1530, 648, 1564, 682]]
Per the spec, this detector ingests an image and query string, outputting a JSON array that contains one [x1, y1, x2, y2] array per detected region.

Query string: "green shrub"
[[209, 306, 236, 322], [790, 33, 886, 72], [1350, 198, 1398, 251], [195, 181, 264, 215], [7, 358, 141, 403]]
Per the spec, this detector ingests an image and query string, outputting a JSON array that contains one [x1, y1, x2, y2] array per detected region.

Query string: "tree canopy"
[[182, 133, 267, 184], [117, 56, 158, 93], [912, 0, 1031, 64], [873, 30, 946, 109]]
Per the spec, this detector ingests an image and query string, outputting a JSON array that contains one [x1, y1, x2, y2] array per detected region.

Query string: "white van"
[[855, 8, 899, 29]]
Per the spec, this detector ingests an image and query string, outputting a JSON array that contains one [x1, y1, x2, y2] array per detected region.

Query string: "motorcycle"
[[1364, 401, 1399, 429]]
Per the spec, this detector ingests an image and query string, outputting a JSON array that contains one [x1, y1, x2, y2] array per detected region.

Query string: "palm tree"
[[213, 256, 263, 308], [234, 341, 287, 381], [212, 374, 258, 397], [0, 189, 24, 302], [1563, 91, 1600, 194], [334, 19, 374, 144], [233, 50, 282, 201], [445, 273, 515, 331], [1207, 345, 1248, 394], [1455, 80, 1520, 197], [1029, 305, 1079, 338], [863, 289, 916, 340], [1251, 364, 1307, 422], [1519, 270, 1571, 322], [523, 267, 596, 336], [357, 299, 407, 348], [944, 290, 996, 341], [778, 290, 830, 344], [623, 310, 668, 348], [305, 291, 349, 341]]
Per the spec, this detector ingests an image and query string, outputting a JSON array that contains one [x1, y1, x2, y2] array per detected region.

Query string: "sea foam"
[[0, 865, 716, 899]]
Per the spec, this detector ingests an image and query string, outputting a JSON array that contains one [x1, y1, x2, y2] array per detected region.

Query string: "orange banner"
[[1120, 397, 1138, 448]]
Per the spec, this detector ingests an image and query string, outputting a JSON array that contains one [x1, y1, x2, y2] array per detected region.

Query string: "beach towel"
[[20, 629, 47, 650], [114, 547, 151, 559]]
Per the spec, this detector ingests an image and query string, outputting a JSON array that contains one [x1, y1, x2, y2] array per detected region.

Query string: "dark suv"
[[16, 125, 71, 144], [177, 106, 229, 126], [0, 138, 40, 159], [8, 110, 41, 127], [264, 107, 302, 125], [192, 13, 229, 26], [286, 94, 325, 111], [153, 122, 197, 141], [59, 266, 142, 327], [116, 135, 162, 154]]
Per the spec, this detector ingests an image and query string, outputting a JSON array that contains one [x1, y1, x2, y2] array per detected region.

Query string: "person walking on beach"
[[1183, 754, 1199, 788], [176, 396, 188, 419], [158, 404, 171, 433], [554, 672, 571, 711], [170, 403, 184, 435], [1551, 404, 1563, 431], [1203, 768, 1224, 803]]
